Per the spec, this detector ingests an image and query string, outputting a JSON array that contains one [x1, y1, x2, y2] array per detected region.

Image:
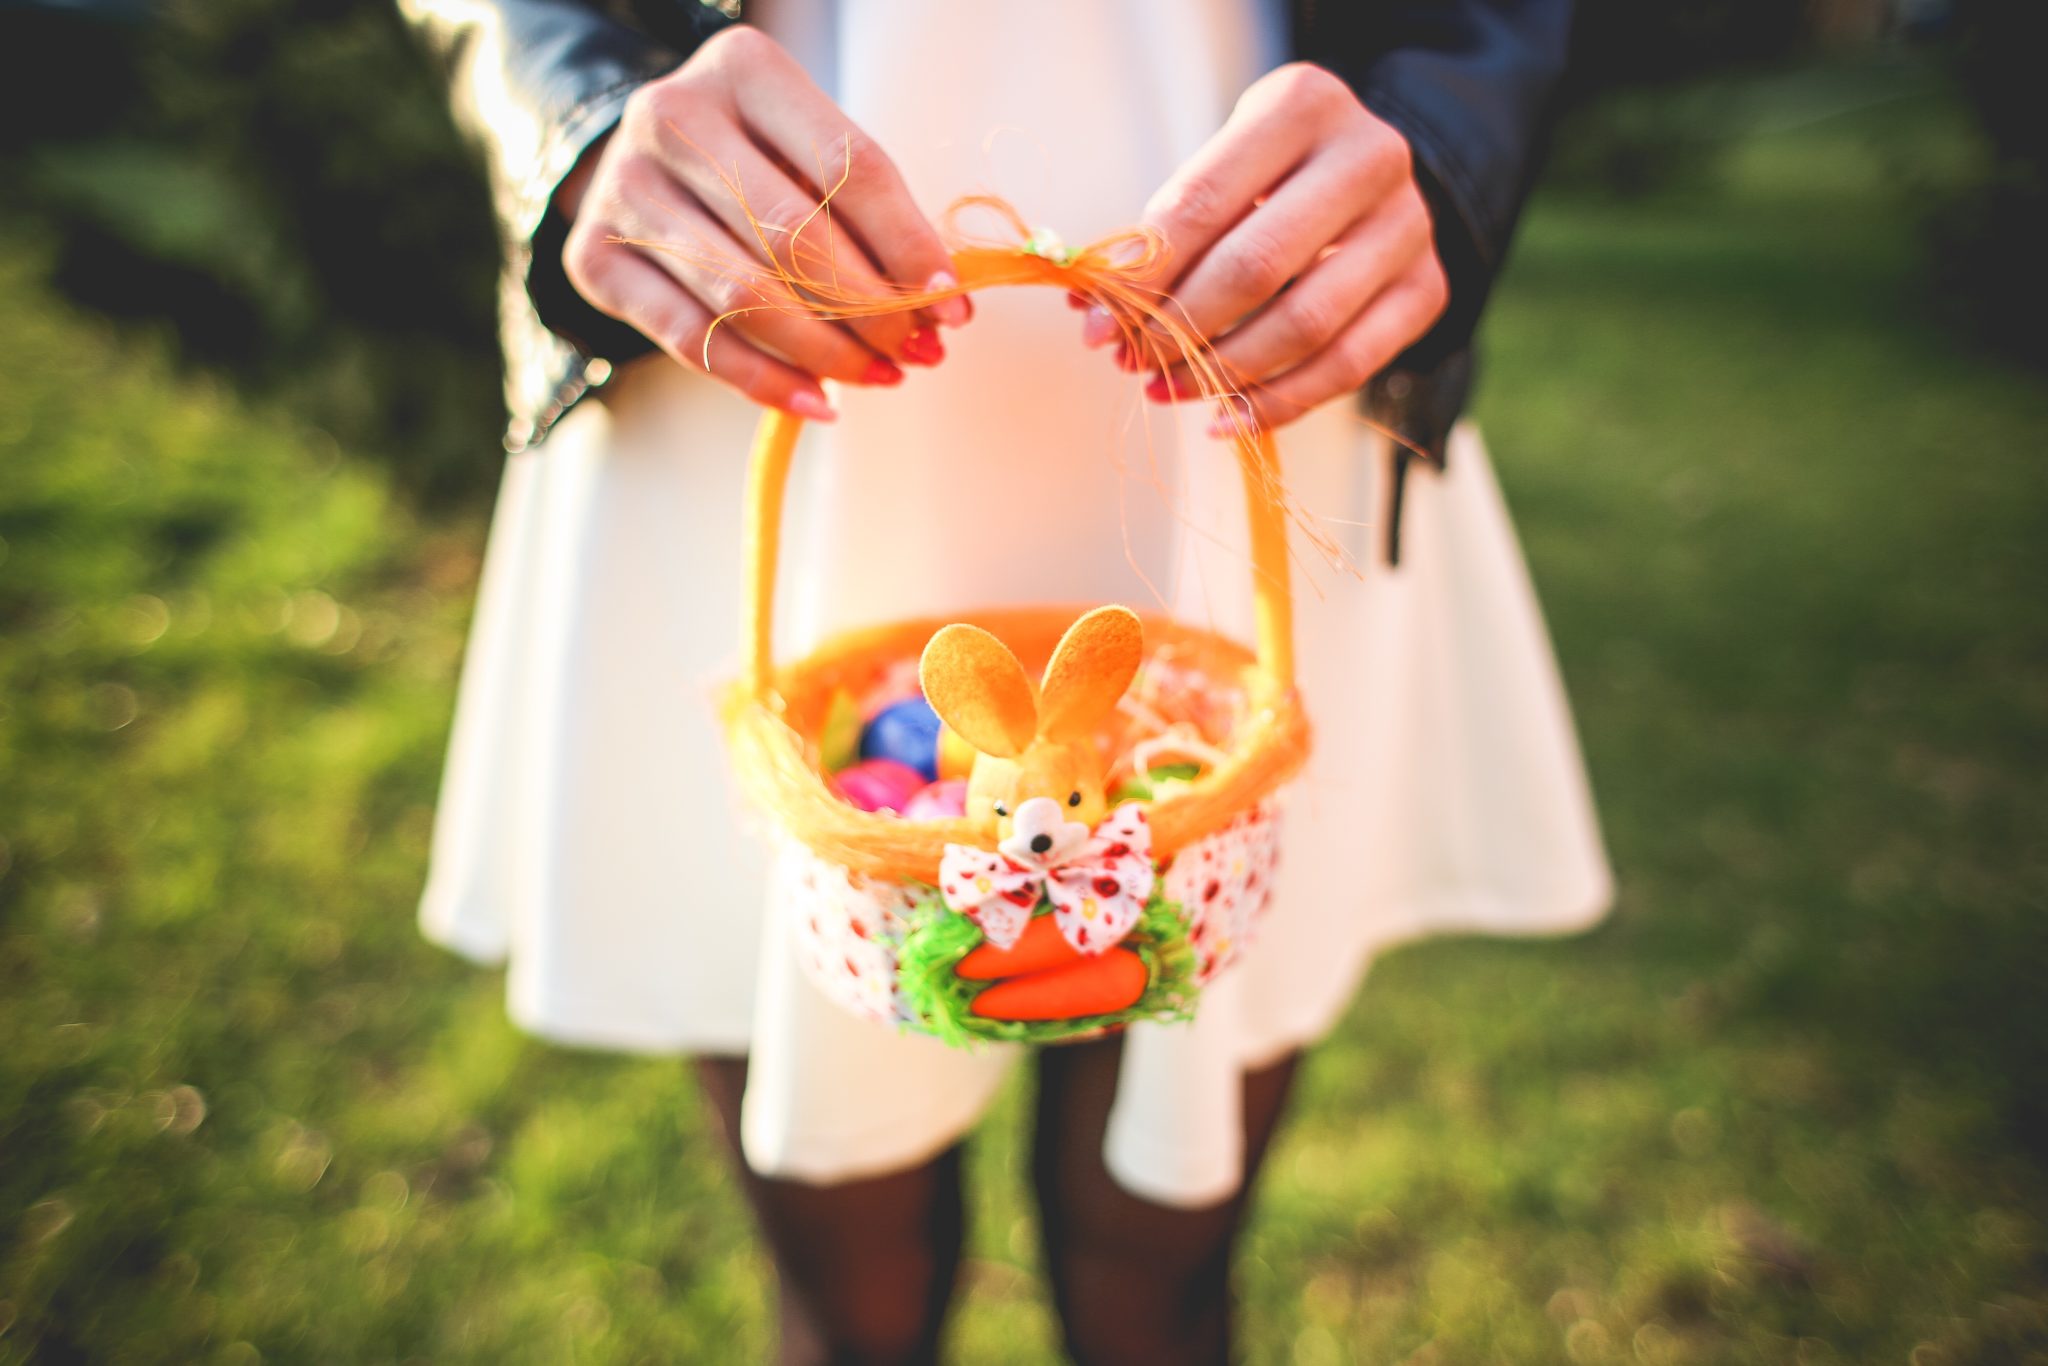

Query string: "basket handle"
[[741, 256, 1296, 706]]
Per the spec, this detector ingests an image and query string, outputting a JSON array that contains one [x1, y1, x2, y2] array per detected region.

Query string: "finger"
[[565, 236, 836, 420], [731, 77, 969, 328], [608, 166, 904, 388], [1150, 138, 1413, 345], [692, 25, 968, 327], [1209, 262, 1448, 433], [1133, 67, 1335, 294], [1148, 182, 1433, 401], [661, 123, 943, 365]]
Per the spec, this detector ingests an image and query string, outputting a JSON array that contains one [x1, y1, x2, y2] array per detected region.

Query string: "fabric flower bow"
[[939, 804, 1156, 955]]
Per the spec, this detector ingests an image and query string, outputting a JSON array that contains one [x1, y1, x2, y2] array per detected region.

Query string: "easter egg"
[[819, 688, 863, 774], [902, 778, 967, 821], [831, 759, 927, 815], [936, 722, 977, 780], [859, 696, 943, 781]]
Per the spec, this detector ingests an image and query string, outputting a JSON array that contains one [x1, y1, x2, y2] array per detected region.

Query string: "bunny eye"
[[992, 800, 1009, 817], [1067, 791, 1082, 807]]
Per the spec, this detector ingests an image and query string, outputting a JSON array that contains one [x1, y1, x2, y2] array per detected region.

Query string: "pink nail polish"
[[789, 390, 838, 422], [901, 328, 945, 366], [924, 272, 972, 329], [863, 356, 904, 386], [1081, 306, 1118, 349]]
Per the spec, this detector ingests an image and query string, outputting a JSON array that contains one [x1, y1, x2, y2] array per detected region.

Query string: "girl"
[[403, 2, 1610, 1360]]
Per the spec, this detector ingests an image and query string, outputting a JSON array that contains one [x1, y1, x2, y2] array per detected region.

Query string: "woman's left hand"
[[1100, 63, 1450, 432]]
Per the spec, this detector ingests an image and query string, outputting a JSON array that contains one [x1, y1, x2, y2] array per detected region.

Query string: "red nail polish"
[[1066, 291, 1089, 310], [901, 329, 945, 366], [863, 356, 904, 386], [1144, 375, 1172, 403]]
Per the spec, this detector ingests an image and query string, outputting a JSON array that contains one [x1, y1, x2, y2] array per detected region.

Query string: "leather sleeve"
[[398, 0, 735, 445], [1298, 0, 1574, 364], [398, 0, 728, 241]]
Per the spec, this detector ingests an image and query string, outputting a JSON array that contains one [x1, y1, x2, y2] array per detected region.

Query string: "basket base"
[[776, 796, 1285, 1044]]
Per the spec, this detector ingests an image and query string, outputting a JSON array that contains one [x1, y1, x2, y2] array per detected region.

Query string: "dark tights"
[[694, 1037, 1301, 1366]]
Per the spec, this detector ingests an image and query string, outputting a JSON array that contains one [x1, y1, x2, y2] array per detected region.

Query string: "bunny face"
[[967, 743, 1107, 852], [920, 607, 1144, 850]]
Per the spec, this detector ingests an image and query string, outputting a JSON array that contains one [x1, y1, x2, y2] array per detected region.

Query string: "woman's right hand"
[[558, 25, 968, 421]]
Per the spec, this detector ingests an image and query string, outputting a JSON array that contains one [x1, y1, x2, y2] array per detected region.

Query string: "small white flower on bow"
[[939, 802, 1156, 955]]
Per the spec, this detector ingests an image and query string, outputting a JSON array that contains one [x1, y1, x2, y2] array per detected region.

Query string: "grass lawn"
[[4, 59, 2046, 1364]]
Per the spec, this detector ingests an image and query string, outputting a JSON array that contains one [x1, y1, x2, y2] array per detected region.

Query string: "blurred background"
[[1, 0, 2044, 1361]]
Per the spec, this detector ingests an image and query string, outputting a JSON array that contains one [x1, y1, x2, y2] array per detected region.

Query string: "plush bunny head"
[[919, 607, 1144, 865]]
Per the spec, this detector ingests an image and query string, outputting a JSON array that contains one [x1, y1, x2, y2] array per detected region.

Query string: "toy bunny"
[[920, 606, 1161, 1021]]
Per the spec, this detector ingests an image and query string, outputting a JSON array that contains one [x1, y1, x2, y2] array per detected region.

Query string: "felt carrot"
[[969, 948, 1147, 1021], [956, 914, 1082, 981]]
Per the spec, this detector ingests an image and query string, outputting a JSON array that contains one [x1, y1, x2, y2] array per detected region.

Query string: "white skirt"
[[419, 0, 1613, 1208]]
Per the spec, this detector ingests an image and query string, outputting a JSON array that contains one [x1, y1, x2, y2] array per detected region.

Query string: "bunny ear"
[[919, 623, 1038, 760], [1037, 606, 1144, 743]]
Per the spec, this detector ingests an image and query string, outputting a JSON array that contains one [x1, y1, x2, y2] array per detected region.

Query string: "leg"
[[1030, 1034, 1302, 1366], [695, 1056, 967, 1366]]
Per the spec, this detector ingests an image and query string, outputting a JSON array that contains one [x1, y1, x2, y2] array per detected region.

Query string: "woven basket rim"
[[727, 603, 1309, 883]]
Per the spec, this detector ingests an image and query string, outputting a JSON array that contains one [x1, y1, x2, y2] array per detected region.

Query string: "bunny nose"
[[1000, 796, 1089, 867]]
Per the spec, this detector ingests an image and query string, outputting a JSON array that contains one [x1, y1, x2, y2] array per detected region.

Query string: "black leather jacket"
[[402, 0, 1571, 561]]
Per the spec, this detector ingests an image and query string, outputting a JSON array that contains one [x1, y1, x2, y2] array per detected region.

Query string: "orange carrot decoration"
[[955, 914, 1084, 981], [969, 949, 1149, 1022]]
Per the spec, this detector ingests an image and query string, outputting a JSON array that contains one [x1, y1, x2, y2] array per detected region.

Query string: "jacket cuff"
[[1378, 125, 1491, 373]]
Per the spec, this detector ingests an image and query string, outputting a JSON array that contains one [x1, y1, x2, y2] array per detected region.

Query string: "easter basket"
[[722, 233, 1311, 1047]]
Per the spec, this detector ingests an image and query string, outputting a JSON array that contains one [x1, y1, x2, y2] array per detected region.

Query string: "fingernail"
[[924, 272, 972, 328], [789, 390, 838, 422], [901, 328, 945, 366], [1081, 306, 1118, 349], [1114, 341, 1145, 373], [1144, 374, 1172, 404], [862, 356, 904, 386], [1066, 291, 1089, 311], [1206, 398, 1251, 438]]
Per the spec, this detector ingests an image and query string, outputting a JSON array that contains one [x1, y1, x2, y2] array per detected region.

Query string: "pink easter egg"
[[831, 759, 927, 815], [902, 778, 968, 821]]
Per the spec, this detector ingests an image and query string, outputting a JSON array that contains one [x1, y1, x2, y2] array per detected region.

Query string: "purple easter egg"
[[831, 758, 927, 815], [902, 778, 968, 821]]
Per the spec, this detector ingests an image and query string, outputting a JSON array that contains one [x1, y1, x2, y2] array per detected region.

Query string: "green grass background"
[[3, 62, 2045, 1363]]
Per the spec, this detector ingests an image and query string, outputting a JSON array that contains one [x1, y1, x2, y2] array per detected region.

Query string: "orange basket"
[[723, 249, 1310, 1045]]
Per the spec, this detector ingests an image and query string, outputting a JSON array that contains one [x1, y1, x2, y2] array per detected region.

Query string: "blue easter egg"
[[859, 696, 942, 781]]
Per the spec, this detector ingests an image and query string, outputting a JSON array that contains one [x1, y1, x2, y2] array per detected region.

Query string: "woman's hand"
[[558, 25, 969, 421], [1101, 63, 1449, 432]]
